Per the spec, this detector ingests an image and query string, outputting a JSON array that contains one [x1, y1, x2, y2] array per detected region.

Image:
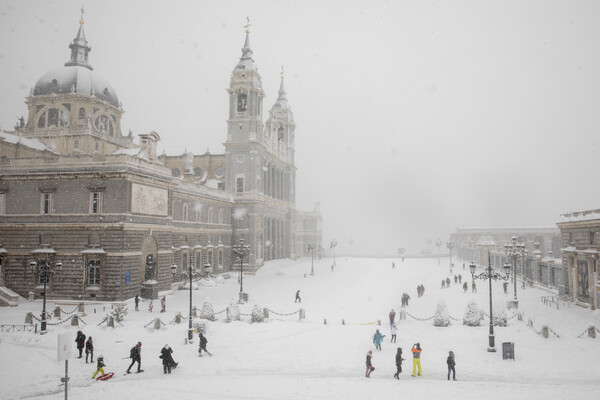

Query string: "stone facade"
[[0, 19, 321, 301], [556, 210, 600, 310]]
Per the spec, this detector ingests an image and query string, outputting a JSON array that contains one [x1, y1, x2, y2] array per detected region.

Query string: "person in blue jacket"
[[372, 329, 385, 351]]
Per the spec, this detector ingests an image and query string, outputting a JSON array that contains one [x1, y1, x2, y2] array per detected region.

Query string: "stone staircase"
[[0, 286, 20, 307]]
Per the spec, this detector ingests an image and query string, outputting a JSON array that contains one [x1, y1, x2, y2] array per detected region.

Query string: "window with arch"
[[38, 108, 69, 128], [79, 108, 85, 119], [207, 207, 214, 223], [86, 258, 101, 286], [171, 168, 181, 177], [218, 209, 224, 224], [237, 93, 248, 112]]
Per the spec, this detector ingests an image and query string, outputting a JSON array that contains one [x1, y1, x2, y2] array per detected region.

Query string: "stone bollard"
[[107, 316, 115, 328], [399, 310, 406, 320], [78, 303, 85, 313], [154, 318, 161, 330], [25, 312, 33, 324], [263, 308, 270, 319], [588, 326, 597, 338], [342, 319, 345, 325], [377, 320, 381, 326], [71, 315, 79, 326], [541, 326, 549, 338], [53, 307, 61, 318], [517, 312, 523, 321], [28, 291, 35, 301], [175, 313, 182, 324], [299, 309, 306, 320], [324, 318, 327, 325], [527, 318, 533, 327]]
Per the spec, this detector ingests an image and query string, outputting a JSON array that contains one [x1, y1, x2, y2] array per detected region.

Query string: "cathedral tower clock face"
[[236, 154, 246, 164]]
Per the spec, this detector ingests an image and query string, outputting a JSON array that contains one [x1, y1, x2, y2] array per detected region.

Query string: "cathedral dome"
[[33, 66, 119, 108]]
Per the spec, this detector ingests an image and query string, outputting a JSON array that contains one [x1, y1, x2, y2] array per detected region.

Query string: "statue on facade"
[[145, 254, 157, 281]]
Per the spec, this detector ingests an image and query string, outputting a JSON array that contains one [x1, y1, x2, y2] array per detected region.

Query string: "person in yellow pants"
[[411, 343, 422, 376], [92, 355, 105, 379]]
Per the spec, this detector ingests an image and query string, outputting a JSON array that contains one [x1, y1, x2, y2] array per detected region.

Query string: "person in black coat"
[[85, 336, 94, 363], [75, 331, 86, 358], [447, 350, 456, 381], [393, 347, 405, 379], [198, 332, 211, 356], [160, 344, 177, 374], [126, 342, 142, 373]]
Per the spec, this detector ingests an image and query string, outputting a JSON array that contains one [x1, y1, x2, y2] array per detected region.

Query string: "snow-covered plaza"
[[1, 256, 599, 400]]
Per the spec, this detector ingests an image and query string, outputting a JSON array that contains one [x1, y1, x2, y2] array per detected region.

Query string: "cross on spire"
[[243, 16, 252, 34], [79, 5, 85, 25]]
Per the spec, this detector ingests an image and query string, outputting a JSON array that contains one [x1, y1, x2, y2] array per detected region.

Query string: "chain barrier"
[[57, 305, 80, 315], [267, 309, 300, 316], [97, 316, 108, 326], [144, 319, 166, 328], [548, 327, 560, 338], [405, 312, 435, 321], [214, 308, 227, 315], [46, 317, 74, 327], [239, 312, 251, 317], [448, 315, 461, 321]]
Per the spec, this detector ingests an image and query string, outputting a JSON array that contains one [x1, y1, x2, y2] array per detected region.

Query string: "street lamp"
[[330, 239, 337, 267], [470, 253, 510, 352], [181, 256, 197, 342], [307, 244, 315, 275], [30, 248, 62, 335], [503, 236, 526, 308], [435, 239, 442, 265], [170, 263, 177, 280], [232, 239, 250, 303], [446, 241, 454, 273]]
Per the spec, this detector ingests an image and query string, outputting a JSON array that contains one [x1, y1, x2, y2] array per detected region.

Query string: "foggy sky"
[[1, 0, 600, 256]]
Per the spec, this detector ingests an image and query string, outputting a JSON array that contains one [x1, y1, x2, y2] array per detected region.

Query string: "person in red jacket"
[[411, 343, 422, 376]]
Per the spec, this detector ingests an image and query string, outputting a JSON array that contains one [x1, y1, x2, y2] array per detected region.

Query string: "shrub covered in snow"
[[463, 300, 481, 326], [492, 305, 508, 327], [110, 304, 128, 323], [199, 299, 216, 321], [251, 305, 264, 323], [227, 303, 241, 322], [433, 300, 450, 327]]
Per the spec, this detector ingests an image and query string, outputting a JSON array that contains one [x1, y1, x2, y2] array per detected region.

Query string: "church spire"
[[65, 6, 93, 70], [274, 66, 289, 108], [234, 17, 255, 71]]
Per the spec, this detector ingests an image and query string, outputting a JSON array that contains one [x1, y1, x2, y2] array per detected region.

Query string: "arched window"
[[38, 112, 46, 128], [208, 207, 214, 223], [218, 209, 224, 224], [237, 93, 247, 112], [48, 108, 59, 127], [108, 121, 114, 136], [79, 108, 85, 119]]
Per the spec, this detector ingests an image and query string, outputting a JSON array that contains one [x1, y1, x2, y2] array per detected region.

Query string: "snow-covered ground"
[[1, 257, 600, 400]]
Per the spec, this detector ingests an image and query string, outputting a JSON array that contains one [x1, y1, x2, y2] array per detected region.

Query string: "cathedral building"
[[0, 17, 321, 303]]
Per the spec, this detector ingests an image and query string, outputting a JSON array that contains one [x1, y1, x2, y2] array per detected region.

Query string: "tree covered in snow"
[[463, 300, 481, 326], [227, 302, 241, 322], [251, 305, 264, 323], [433, 300, 450, 327], [110, 304, 128, 323], [199, 299, 216, 321]]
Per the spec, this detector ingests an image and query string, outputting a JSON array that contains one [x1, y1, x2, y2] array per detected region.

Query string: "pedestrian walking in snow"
[[392, 262, 396, 269], [92, 355, 106, 379], [458, 274, 462, 284], [454, 275, 458, 284], [198, 332, 212, 356], [391, 324, 397, 343], [402, 292, 411, 307], [126, 342, 142, 374], [148, 300, 153, 312], [472, 282, 477, 293], [295, 290, 301, 303], [160, 296, 166, 313], [75, 330, 86, 358], [373, 329, 385, 351], [441, 279, 446, 289], [447, 350, 456, 380], [416, 285, 421, 298], [446, 277, 451, 287], [85, 336, 94, 363], [365, 350, 374, 377], [389, 309, 396, 327], [411, 343, 422, 377], [463, 281, 468, 292], [134, 294, 140, 311], [419, 284, 425, 297], [160, 344, 177, 374], [393, 347, 405, 379], [503, 281, 508, 294]]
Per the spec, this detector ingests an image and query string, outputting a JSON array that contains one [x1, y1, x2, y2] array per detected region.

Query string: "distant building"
[[556, 210, 600, 310], [0, 17, 321, 302]]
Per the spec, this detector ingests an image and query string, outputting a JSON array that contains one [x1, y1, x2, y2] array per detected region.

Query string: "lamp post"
[[470, 253, 510, 352], [232, 239, 250, 302], [330, 239, 337, 267], [435, 239, 442, 265], [307, 244, 315, 275], [170, 263, 177, 280], [30, 249, 62, 335], [446, 241, 454, 273], [503, 236, 526, 308], [183, 256, 195, 342]]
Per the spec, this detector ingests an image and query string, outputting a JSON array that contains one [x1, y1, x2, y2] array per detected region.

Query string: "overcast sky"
[[1, 0, 600, 256]]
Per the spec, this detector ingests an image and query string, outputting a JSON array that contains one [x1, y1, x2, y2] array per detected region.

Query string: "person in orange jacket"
[[411, 343, 422, 376]]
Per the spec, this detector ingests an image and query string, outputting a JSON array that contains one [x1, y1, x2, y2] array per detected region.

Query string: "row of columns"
[[263, 216, 288, 261], [263, 165, 290, 202]]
